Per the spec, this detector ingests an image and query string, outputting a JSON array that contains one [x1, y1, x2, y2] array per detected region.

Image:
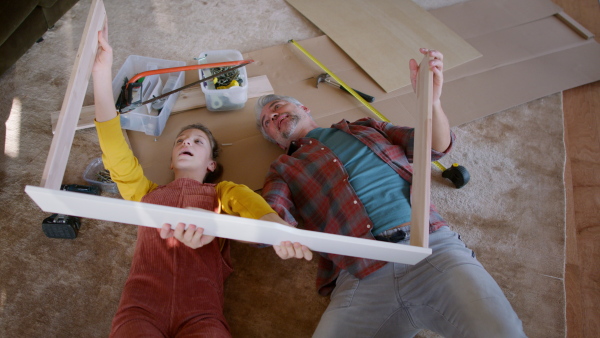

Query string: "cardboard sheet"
[[430, 0, 561, 39], [127, 0, 600, 192], [285, 0, 481, 93]]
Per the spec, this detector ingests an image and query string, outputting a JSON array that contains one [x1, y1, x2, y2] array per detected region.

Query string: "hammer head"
[[316, 73, 329, 88]]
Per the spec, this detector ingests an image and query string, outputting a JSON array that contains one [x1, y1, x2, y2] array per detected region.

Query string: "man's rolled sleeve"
[[262, 169, 299, 228]]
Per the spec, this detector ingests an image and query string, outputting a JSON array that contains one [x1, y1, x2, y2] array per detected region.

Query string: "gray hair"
[[254, 94, 304, 143]]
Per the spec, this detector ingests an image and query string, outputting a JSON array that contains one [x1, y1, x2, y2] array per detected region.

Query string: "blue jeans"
[[313, 226, 526, 338]]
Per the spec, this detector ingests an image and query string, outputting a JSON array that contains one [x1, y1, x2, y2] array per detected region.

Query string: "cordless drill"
[[41, 184, 100, 239]]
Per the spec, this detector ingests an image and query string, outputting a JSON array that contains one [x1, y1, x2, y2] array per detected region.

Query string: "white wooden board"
[[25, 185, 431, 265]]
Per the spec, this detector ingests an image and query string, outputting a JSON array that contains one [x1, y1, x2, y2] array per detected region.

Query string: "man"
[[255, 49, 525, 337]]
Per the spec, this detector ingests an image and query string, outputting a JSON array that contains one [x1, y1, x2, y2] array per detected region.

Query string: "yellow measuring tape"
[[289, 39, 391, 123]]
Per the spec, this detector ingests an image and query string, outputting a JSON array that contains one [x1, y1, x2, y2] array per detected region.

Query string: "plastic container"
[[112, 55, 186, 136], [83, 158, 118, 194], [198, 50, 248, 111], [151, 74, 179, 110]]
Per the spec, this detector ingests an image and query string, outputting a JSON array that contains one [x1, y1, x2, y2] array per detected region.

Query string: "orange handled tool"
[[126, 60, 252, 85]]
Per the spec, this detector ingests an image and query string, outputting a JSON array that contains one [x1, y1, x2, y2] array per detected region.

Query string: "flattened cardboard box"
[[127, 0, 600, 192]]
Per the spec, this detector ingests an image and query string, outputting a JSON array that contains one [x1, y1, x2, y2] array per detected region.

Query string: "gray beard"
[[281, 115, 300, 139]]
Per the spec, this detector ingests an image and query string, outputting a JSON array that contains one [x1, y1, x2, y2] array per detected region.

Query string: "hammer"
[[316, 73, 375, 103]]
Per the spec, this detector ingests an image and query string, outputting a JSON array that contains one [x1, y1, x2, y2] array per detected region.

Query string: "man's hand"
[[260, 213, 313, 261], [409, 48, 444, 105], [160, 223, 216, 249], [409, 48, 451, 152]]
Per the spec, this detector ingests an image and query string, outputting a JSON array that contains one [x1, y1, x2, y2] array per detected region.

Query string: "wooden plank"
[[553, 3, 600, 335], [50, 75, 274, 133], [572, 186, 600, 336], [562, 78, 600, 338], [24, 185, 432, 264], [443, 15, 593, 84], [419, 40, 600, 128], [431, 0, 561, 40], [285, 0, 481, 93], [556, 11, 595, 40], [41, 0, 106, 189], [409, 55, 433, 248]]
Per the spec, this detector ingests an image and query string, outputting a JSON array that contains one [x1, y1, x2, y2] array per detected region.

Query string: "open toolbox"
[[112, 55, 186, 136], [198, 50, 249, 111]]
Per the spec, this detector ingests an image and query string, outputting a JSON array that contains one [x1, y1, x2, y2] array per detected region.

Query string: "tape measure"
[[289, 39, 389, 122]]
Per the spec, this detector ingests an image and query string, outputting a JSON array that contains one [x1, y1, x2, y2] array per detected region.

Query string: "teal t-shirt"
[[306, 128, 411, 235]]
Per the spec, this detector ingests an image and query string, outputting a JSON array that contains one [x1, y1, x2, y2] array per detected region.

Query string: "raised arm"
[[410, 48, 451, 153], [92, 22, 117, 123], [91, 23, 157, 201]]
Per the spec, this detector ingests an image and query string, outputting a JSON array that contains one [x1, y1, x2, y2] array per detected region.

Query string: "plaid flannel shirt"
[[262, 118, 455, 296]]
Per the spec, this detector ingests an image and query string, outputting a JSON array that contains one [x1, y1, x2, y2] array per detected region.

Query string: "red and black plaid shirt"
[[262, 118, 455, 296]]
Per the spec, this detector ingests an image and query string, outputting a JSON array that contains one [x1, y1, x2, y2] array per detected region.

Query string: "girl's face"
[[170, 128, 216, 179]]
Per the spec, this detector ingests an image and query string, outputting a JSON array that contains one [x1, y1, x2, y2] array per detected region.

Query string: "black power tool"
[[41, 184, 100, 239]]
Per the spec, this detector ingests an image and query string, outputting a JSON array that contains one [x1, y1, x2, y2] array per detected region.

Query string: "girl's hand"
[[160, 223, 216, 249], [92, 19, 113, 74]]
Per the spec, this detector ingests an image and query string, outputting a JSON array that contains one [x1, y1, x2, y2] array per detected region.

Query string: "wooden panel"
[[430, 0, 561, 40], [564, 88, 600, 336], [50, 75, 274, 133], [285, 0, 481, 93], [428, 40, 600, 127], [40, 0, 106, 189], [24, 185, 432, 264], [553, 0, 600, 335], [556, 11, 595, 40], [409, 55, 432, 248], [563, 79, 600, 338]]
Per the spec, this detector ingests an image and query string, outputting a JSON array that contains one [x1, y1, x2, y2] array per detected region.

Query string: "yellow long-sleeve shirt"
[[94, 115, 275, 220]]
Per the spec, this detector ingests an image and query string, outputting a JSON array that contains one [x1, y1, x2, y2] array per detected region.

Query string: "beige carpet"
[[0, 0, 565, 337]]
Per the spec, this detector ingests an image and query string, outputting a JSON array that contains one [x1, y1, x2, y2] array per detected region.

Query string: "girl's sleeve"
[[95, 115, 158, 201], [216, 181, 276, 219]]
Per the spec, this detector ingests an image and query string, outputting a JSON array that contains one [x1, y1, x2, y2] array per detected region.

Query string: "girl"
[[92, 23, 311, 337]]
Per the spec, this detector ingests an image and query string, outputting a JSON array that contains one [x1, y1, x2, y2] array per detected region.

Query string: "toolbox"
[[112, 55, 186, 136], [198, 50, 249, 111]]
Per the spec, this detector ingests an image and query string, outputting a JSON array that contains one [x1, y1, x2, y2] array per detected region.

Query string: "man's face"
[[259, 100, 312, 150], [170, 128, 216, 175]]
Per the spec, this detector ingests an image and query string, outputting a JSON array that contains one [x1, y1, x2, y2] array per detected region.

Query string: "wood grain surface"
[[551, 0, 600, 336], [285, 0, 481, 93]]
